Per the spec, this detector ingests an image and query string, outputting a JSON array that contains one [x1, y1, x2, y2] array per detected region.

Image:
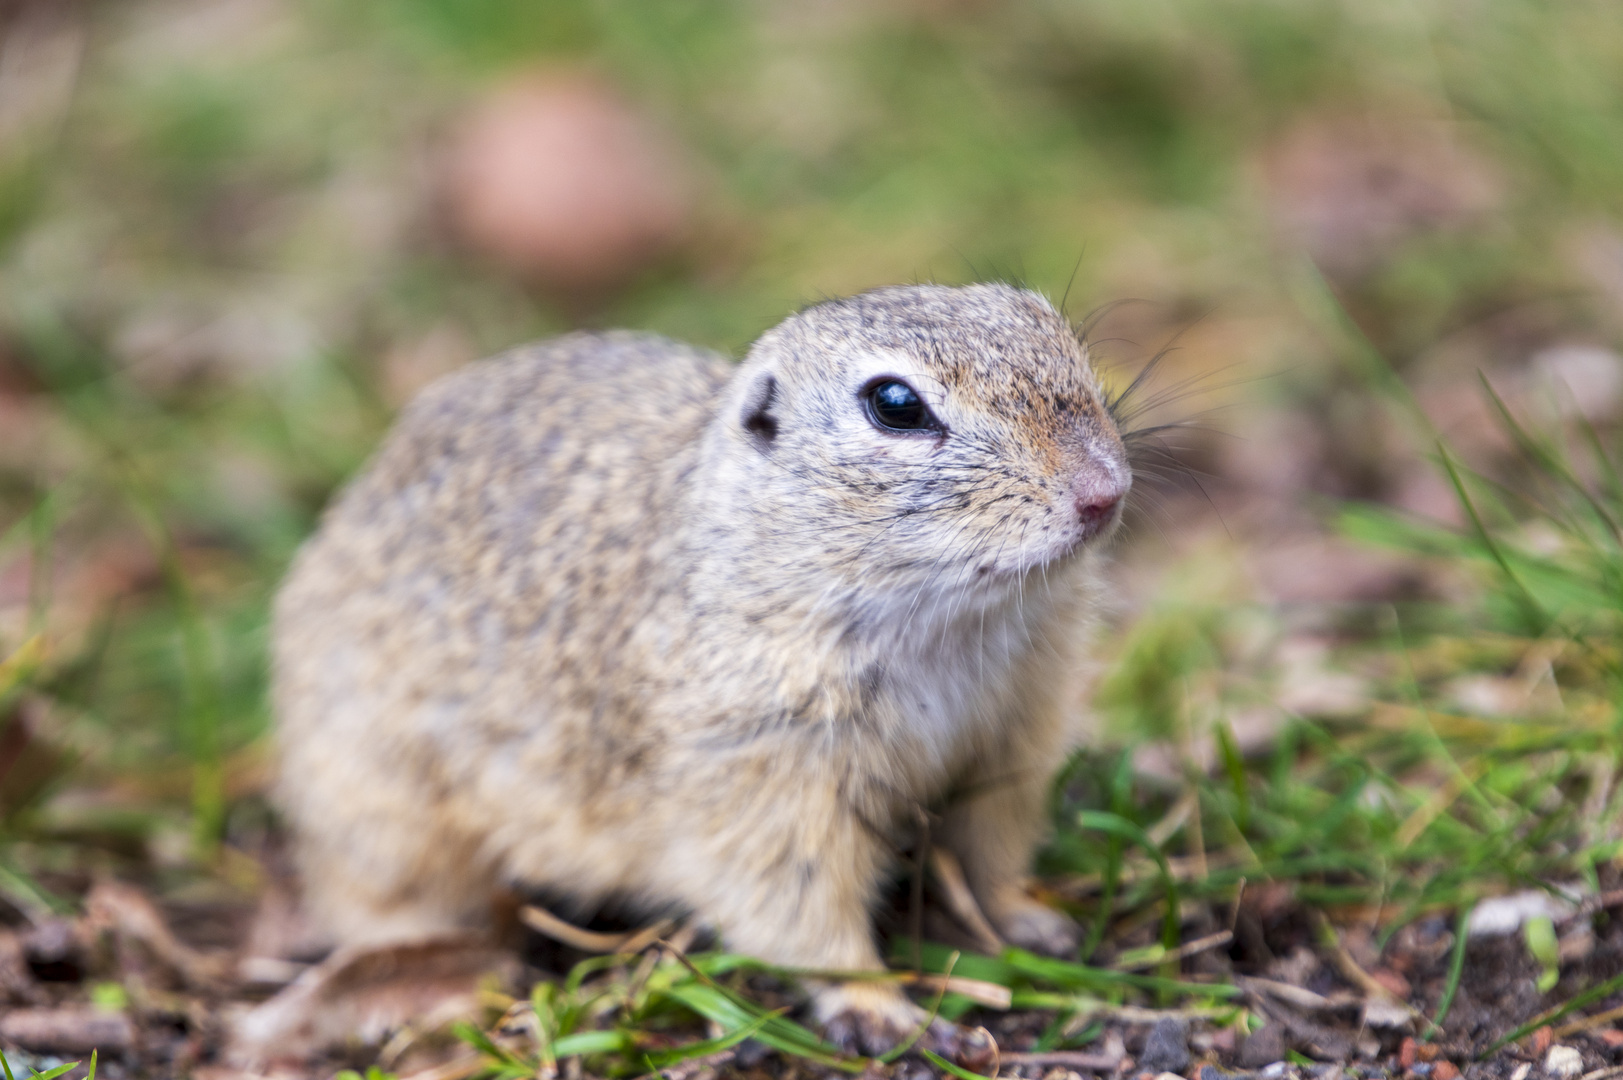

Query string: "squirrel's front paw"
[[814, 981, 989, 1063], [992, 893, 1082, 958]]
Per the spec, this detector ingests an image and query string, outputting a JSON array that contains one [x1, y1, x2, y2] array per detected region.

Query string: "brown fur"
[[272, 283, 1130, 1048]]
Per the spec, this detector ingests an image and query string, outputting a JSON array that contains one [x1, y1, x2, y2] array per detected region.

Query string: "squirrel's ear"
[[739, 372, 778, 448]]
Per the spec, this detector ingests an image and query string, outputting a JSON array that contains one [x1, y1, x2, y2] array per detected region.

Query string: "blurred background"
[[2, 0, 1623, 1045]]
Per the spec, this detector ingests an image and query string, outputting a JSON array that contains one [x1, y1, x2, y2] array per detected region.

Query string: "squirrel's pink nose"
[[1076, 493, 1122, 532], [1073, 469, 1128, 536]]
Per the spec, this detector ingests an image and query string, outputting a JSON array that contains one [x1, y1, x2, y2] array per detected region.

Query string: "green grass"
[[0, 1049, 95, 1080], [422, 943, 1243, 1080]]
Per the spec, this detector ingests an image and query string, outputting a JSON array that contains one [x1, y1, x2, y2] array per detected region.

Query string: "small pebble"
[[1544, 1045, 1583, 1079], [892, 1060, 934, 1080], [1260, 1064, 1290, 1080], [1139, 1017, 1192, 1075], [1509, 1064, 1531, 1080], [1431, 1062, 1459, 1080], [1240, 1024, 1287, 1071], [1407, 1065, 1431, 1079]]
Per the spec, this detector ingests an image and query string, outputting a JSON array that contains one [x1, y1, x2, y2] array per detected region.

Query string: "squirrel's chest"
[[868, 601, 1052, 771]]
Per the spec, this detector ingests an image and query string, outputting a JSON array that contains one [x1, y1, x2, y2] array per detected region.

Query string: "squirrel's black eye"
[[866, 380, 934, 431]]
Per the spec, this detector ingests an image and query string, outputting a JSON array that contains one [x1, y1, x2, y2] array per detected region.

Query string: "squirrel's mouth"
[[975, 522, 1117, 583], [1027, 498, 1130, 571]]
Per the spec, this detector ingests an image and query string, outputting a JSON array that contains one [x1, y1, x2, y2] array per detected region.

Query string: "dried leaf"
[[229, 933, 519, 1064], [84, 879, 228, 990], [0, 1008, 134, 1055]]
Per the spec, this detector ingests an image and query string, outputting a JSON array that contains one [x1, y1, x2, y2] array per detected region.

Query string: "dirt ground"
[[2, 848, 1620, 1080]]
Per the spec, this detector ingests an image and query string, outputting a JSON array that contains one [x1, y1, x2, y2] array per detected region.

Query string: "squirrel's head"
[[710, 283, 1129, 603]]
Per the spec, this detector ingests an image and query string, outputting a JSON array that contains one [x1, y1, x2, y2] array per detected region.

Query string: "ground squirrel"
[[272, 282, 1131, 1053]]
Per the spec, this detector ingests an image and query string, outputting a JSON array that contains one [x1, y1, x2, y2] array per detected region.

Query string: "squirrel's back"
[[272, 332, 730, 939], [276, 329, 728, 688]]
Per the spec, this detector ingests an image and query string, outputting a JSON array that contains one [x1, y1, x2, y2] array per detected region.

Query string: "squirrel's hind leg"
[[287, 782, 500, 948], [680, 772, 963, 1056], [936, 724, 1082, 959]]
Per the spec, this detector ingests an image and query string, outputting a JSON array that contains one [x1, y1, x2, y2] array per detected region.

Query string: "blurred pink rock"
[[1258, 113, 1502, 278], [1249, 533, 1434, 605], [444, 72, 696, 297], [380, 322, 479, 407], [1527, 342, 1623, 423]]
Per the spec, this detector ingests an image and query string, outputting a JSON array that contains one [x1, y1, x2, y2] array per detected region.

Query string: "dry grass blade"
[[1552, 1002, 1623, 1039], [1312, 913, 1427, 1026], [519, 904, 675, 954], [1145, 790, 1197, 847], [893, 972, 1013, 1010], [928, 846, 1006, 955], [399, 1053, 485, 1080], [1578, 1066, 1623, 1080], [1051, 853, 1233, 897], [1235, 975, 1335, 1012], [1001, 1049, 1125, 1070], [230, 934, 519, 1064], [1115, 929, 1233, 971], [85, 879, 229, 989], [656, 1048, 738, 1080]]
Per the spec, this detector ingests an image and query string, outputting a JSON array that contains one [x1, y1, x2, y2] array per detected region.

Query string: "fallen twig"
[[520, 904, 674, 954]]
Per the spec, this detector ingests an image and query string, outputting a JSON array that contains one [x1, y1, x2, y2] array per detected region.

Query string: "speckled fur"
[[273, 283, 1131, 1044]]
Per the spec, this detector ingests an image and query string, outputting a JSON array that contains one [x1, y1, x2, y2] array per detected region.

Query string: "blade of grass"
[[0, 856, 69, 919], [1479, 373, 1622, 545], [119, 463, 225, 856], [1574, 412, 1623, 514], [1081, 752, 1136, 961], [657, 948, 860, 1069], [26, 1064, 83, 1080], [642, 1009, 780, 1069], [530, 981, 557, 1075], [1000, 949, 1241, 1001], [1076, 810, 1181, 952], [663, 983, 858, 1069], [452, 1020, 529, 1070], [552, 1030, 632, 1057], [1428, 907, 1471, 1035], [1438, 443, 1549, 634], [26, 489, 56, 638], [1215, 721, 1250, 835], [1480, 968, 1623, 1058], [878, 950, 959, 1064], [921, 1047, 995, 1080], [1287, 258, 1435, 438], [0, 633, 44, 700]]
